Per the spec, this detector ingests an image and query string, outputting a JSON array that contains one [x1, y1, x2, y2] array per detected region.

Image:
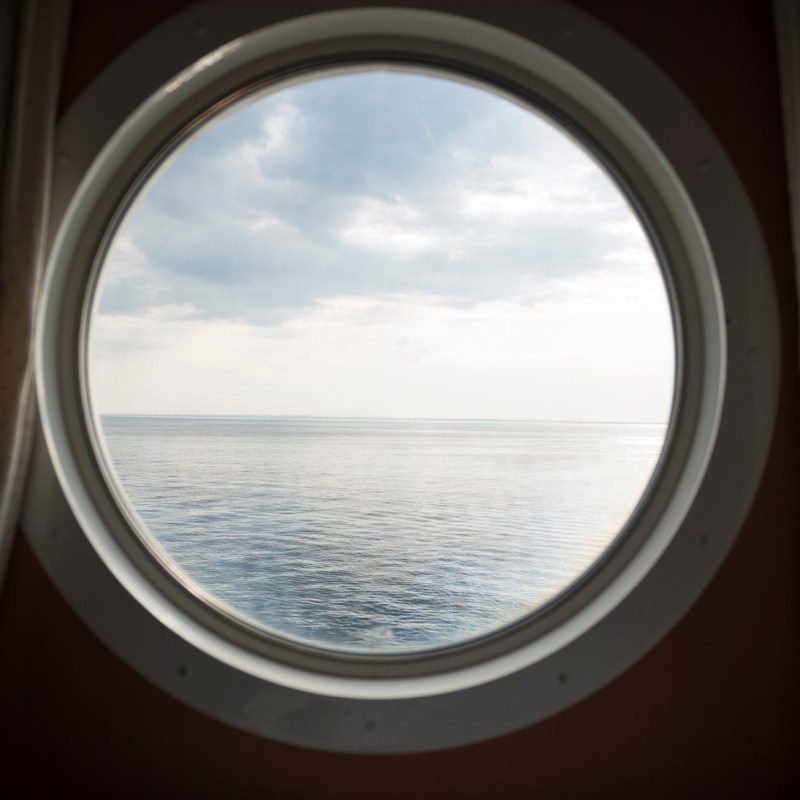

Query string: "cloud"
[[90, 69, 674, 421], [96, 69, 656, 326], [90, 267, 674, 421]]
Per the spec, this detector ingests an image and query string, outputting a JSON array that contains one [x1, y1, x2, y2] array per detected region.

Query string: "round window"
[[28, 5, 778, 753], [86, 65, 675, 656]]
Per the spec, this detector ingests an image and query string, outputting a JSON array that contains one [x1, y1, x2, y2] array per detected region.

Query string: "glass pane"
[[87, 67, 675, 654]]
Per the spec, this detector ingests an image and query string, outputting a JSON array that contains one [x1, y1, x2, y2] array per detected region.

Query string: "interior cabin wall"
[[1, 0, 798, 796]]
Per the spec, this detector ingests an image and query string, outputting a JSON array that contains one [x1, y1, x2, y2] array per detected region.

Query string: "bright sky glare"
[[89, 68, 674, 422]]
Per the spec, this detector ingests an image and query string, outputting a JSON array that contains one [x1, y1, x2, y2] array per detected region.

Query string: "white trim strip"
[[0, 0, 71, 589], [774, 0, 800, 359]]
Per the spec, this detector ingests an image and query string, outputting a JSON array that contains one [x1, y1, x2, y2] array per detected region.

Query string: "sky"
[[89, 68, 675, 422]]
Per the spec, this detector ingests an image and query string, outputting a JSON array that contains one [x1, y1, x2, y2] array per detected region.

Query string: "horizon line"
[[98, 412, 669, 425]]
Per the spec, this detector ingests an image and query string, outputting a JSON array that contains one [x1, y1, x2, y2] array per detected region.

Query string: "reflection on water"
[[100, 415, 665, 653]]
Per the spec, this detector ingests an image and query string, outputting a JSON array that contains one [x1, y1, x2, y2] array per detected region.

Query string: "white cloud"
[[91, 263, 673, 422], [340, 198, 439, 253], [234, 101, 303, 168], [89, 70, 674, 422]]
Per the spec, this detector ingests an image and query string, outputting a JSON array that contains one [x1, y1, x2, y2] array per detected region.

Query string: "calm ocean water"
[[99, 416, 666, 653]]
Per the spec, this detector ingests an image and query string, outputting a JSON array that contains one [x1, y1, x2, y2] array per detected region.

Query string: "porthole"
[[87, 63, 675, 657], [26, 4, 778, 753]]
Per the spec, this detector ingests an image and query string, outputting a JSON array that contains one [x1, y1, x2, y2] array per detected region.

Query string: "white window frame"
[[23, 2, 778, 753]]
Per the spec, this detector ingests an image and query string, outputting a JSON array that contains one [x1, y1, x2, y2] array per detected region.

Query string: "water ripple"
[[100, 416, 665, 653]]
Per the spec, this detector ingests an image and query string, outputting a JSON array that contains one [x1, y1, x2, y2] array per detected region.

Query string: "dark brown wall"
[[2, 1, 798, 797]]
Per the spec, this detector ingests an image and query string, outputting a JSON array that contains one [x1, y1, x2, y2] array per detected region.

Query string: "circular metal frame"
[[24, 2, 778, 753]]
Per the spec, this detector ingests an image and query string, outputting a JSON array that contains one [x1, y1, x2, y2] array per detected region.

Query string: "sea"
[[99, 415, 666, 653]]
